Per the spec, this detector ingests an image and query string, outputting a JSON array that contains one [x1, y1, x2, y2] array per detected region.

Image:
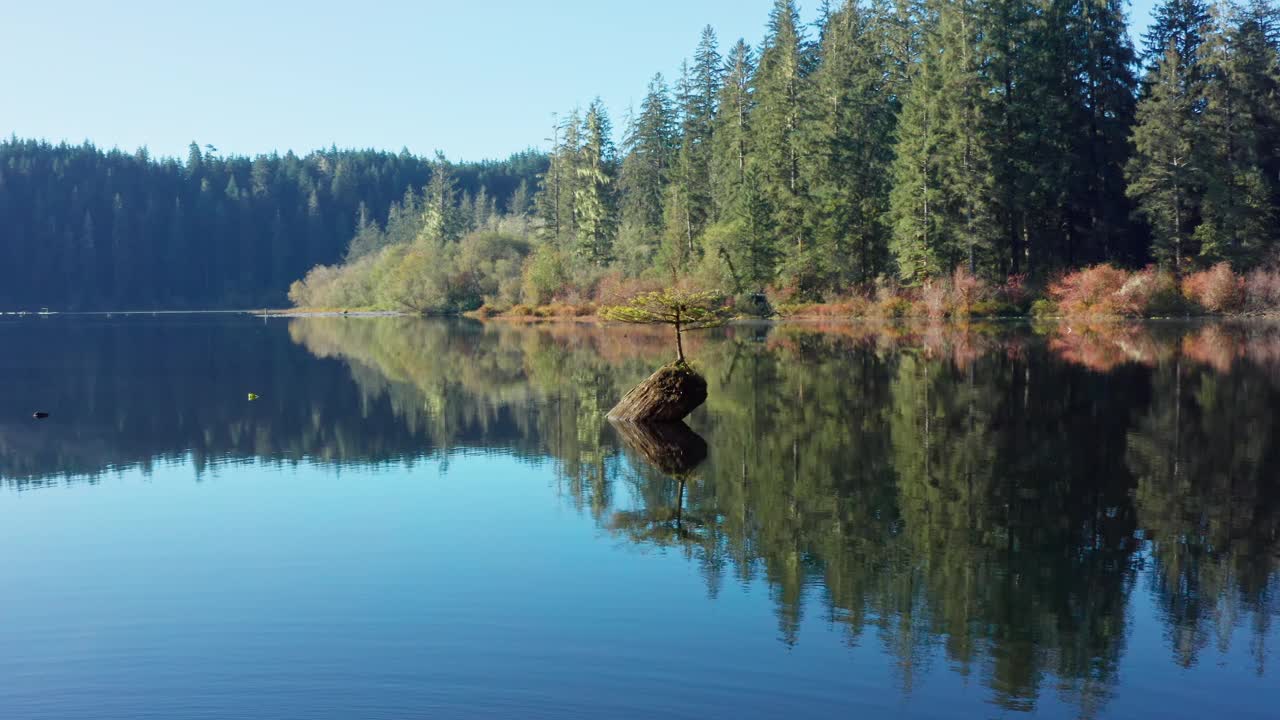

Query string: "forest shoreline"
[[273, 306, 1280, 322]]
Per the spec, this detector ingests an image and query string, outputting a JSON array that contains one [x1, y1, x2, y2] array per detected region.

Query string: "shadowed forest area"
[[3, 316, 1277, 716]]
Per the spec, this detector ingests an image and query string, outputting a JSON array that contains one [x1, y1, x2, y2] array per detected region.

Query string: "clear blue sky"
[[5, 0, 1158, 162]]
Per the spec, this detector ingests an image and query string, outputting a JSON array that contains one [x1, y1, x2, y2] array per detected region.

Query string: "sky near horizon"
[[5, 0, 1158, 162]]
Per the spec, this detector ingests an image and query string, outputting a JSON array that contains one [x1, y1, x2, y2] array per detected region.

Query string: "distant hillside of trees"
[[0, 138, 546, 309]]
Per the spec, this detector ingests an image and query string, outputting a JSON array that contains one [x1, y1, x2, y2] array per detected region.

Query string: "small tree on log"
[[600, 288, 734, 364]]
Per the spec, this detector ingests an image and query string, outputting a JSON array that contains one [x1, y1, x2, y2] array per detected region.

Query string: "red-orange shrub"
[[1182, 263, 1245, 314], [1048, 265, 1134, 316], [950, 266, 987, 316]]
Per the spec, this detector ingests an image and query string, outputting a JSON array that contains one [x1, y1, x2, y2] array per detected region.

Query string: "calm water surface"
[[1, 315, 1277, 719]]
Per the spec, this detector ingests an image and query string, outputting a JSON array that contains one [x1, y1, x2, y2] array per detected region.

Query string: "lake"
[[1, 315, 1277, 719]]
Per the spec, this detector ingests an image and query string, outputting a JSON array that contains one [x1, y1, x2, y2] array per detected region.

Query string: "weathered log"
[[609, 419, 708, 475], [607, 363, 708, 423]]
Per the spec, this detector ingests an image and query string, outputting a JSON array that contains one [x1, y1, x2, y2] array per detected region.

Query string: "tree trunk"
[[675, 312, 685, 363]]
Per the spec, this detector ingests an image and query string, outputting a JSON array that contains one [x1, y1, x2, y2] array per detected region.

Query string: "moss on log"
[[607, 362, 708, 423]]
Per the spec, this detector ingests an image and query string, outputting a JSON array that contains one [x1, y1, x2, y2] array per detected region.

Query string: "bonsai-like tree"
[[600, 288, 734, 364]]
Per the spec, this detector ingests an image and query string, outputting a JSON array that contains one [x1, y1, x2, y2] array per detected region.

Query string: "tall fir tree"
[[421, 153, 466, 244], [620, 74, 677, 238], [574, 100, 618, 265], [889, 0, 998, 282], [1068, 0, 1140, 264], [711, 39, 757, 218], [1142, 0, 1213, 69], [1127, 44, 1202, 272], [752, 0, 812, 291], [801, 0, 898, 284]]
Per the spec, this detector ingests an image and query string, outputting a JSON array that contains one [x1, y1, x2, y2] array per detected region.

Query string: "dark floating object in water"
[[32, 411, 49, 419]]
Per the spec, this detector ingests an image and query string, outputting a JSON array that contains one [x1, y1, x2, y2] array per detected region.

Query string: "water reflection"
[[1, 316, 1278, 716], [291, 317, 1280, 712]]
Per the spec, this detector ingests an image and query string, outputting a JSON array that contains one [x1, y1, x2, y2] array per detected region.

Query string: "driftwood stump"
[[607, 363, 708, 423]]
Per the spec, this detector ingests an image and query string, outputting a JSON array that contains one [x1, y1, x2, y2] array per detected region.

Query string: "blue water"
[[0, 315, 1276, 719]]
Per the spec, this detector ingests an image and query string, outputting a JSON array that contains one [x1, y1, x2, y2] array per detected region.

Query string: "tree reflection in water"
[[2, 316, 1277, 716]]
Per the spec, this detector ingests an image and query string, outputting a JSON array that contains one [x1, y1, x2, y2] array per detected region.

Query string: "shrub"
[[1048, 265, 1134, 316], [1182, 263, 1245, 314], [773, 303, 813, 318], [920, 280, 949, 319], [507, 304, 534, 317], [950, 266, 987, 317], [520, 245, 569, 306], [971, 299, 1018, 317], [1244, 268, 1280, 311], [996, 273, 1031, 310], [734, 291, 775, 317], [876, 296, 915, 318], [593, 271, 662, 306], [1119, 267, 1186, 317], [1030, 298, 1056, 317]]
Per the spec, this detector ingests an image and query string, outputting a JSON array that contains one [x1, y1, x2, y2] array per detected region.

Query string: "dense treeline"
[[0, 138, 545, 309], [550, 0, 1280, 294], [297, 0, 1280, 312]]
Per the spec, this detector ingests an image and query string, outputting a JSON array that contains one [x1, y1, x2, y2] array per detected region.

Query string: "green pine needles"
[[600, 289, 734, 363]]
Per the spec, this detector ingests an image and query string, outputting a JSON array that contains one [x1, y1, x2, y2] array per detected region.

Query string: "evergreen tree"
[[111, 193, 132, 304], [1193, 2, 1280, 266], [1142, 0, 1213, 69], [79, 209, 97, 306], [1068, 0, 1140, 264], [421, 153, 466, 244], [800, 0, 897, 284], [889, 0, 997, 282], [676, 27, 722, 241], [536, 109, 584, 246], [574, 100, 618, 265], [711, 40, 757, 218], [346, 202, 386, 260], [620, 74, 677, 237], [508, 179, 532, 218], [1127, 44, 1202, 272], [752, 0, 811, 289]]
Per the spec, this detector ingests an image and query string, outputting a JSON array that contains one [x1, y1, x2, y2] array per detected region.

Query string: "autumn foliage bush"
[[1182, 262, 1247, 313], [1245, 268, 1280, 311], [1046, 265, 1184, 317], [1047, 265, 1132, 316]]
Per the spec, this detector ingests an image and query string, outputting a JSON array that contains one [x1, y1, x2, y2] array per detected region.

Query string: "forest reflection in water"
[[289, 316, 1280, 713], [1, 315, 1278, 715]]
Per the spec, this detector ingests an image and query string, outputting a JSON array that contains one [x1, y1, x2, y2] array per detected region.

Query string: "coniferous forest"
[[5, 0, 1280, 312], [0, 139, 544, 309]]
